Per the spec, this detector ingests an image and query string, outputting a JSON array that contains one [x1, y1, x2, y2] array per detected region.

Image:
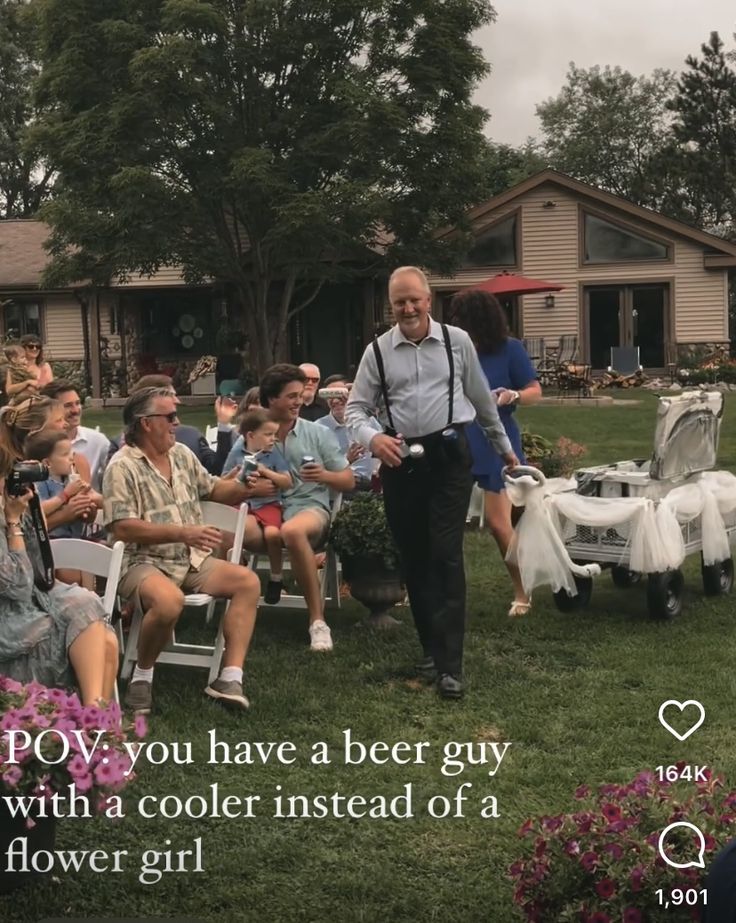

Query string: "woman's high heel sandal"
[[508, 599, 532, 618]]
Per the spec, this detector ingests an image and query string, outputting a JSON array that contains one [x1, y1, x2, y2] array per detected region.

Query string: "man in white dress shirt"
[[42, 379, 110, 491], [346, 266, 517, 699]]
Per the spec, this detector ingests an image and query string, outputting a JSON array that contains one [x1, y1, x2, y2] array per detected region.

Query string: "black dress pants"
[[380, 431, 474, 677]]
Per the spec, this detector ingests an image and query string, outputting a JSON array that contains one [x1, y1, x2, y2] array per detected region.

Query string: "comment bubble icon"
[[658, 699, 705, 741], [657, 821, 706, 870]]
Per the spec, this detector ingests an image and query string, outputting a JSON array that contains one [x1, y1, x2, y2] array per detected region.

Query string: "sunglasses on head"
[[142, 411, 179, 424]]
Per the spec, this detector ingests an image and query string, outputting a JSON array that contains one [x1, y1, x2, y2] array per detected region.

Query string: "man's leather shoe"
[[437, 673, 464, 700], [414, 656, 437, 682]]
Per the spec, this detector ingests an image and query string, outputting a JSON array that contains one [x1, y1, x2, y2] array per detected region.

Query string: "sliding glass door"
[[585, 284, 668, 368]]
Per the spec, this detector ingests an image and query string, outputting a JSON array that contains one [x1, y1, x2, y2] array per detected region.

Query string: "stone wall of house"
[[676, 342, 731, 365]]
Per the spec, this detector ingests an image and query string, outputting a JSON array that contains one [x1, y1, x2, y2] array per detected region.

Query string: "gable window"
[[2, 300, 41, 340], [466, 213, 517, 267], [584, 213, 670, 263]]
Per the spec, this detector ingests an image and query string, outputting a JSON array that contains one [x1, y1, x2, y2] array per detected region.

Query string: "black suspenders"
[[372, 323, 454, 435]]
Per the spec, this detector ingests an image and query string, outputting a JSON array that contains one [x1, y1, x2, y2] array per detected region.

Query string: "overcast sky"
[[476, 0, 736, 146]]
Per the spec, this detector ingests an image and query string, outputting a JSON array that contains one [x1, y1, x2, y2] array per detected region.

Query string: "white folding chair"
[[250, 493, 343, 611], [119, 501, 248, 684], [50, 538, 125, 701], [205, 425, 218, 450], [466, 483, 485, 528]]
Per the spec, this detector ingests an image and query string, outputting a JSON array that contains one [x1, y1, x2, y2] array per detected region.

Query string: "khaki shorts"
[[283, 505, 331, 550], [118, 555, 220, 608]]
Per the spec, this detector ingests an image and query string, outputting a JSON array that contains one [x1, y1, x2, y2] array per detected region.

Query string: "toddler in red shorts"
[[239, 408, 293, 604]]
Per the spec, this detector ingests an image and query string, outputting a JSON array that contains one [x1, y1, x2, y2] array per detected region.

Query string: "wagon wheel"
[[611, 565, 642, 588], [701, 555, 734, 596], [553, 576, 593, 612], [646, 570, 684, 620]]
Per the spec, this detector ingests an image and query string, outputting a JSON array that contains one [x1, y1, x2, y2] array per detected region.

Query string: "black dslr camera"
[[7, 460, 49, 497], [5, 461, 53, 590]]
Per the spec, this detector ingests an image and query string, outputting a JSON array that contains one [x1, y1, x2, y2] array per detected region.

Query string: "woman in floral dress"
[[0, 422, 117, 703]]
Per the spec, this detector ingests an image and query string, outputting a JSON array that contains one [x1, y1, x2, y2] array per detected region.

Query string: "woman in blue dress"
[[450, 289, 542, 617]]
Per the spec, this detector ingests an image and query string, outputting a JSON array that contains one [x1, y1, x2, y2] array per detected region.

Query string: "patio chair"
[[665, 341, 679, 383], [522, 337, 545, 372], [557, 362, 593, 399], [49, 538, 125, 701], [557, 335, 579, 365], [522, 336, 557, 387], [120, 501, 248, 684], [608, 347, 642, 376]]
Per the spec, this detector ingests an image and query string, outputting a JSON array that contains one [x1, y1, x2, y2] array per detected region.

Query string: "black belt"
[[404, 422, 466, 446]]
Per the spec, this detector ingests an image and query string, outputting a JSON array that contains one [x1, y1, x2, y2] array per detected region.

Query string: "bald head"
[[299, 363, 321, 404], [388, 266, 431, 294]]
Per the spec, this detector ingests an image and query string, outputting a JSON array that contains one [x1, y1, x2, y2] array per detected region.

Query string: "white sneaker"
[[309, 619, 333, 652]]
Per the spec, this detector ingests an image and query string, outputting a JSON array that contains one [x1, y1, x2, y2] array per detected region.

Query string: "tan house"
[[0, 220, 376, 397], [429, 169, 736, 369], [2, 169, 734, 396]]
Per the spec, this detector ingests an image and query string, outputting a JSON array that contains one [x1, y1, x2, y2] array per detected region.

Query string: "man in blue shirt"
[[317, 374, 379, 491], [246, 364, 355, 652]]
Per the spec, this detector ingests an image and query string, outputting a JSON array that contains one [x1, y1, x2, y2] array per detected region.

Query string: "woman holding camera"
[[0, 415, 117, 704], [449, 289, 542, 618]]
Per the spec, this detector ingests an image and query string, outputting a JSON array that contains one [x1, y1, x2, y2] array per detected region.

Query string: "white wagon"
[[504, 390, 736, 619]]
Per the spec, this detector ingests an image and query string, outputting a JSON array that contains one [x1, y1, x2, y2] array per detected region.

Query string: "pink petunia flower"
[[580, 851, 599, 872], [2, 765, 23, 787], [601, 842, 623, 860], [595, 878, 616, 900], [73, 772, 93, 794], [66, 753, 89, 779], [629, 866, 645, 891], [601, 803, 621, 822], [623, 909, 643, 923]]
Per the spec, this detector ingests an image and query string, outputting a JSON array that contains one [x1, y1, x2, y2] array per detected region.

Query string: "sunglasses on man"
[[142, 412, 179, 424]]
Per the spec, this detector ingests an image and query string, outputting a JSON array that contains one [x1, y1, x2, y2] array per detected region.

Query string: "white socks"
[[132, 665, 154, 684], [220, 666, 243, 684]]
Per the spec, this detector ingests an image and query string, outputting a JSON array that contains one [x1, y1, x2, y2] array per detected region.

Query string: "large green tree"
[[0, 0, 53, 217], [32, 0, 495, 372], [665, 31, 736, 236], [536, 64, 678, 209], [479, 140, 545, 198]]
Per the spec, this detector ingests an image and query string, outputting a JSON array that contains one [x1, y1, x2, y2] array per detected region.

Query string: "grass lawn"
[[4, 392, 736, 922]]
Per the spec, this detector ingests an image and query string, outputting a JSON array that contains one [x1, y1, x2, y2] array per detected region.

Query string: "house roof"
[[437, 169, 736, 264], [0, 219, 53, 288]]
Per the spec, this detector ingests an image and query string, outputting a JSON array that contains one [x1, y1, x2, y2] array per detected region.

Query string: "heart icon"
[[658, 700, 705, 741]]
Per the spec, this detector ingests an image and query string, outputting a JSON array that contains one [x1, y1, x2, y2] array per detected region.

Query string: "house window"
[[466, 214, 517, 267], [2, 300, 41, 340], [584, 213, 670, 263]]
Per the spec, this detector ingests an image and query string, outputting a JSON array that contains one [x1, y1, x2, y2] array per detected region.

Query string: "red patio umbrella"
[[468, 271, 565, 298]]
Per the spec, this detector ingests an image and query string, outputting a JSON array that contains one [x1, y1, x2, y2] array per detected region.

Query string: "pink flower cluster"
[[0, 677, 146, 813], [509, 767, 736, 922]]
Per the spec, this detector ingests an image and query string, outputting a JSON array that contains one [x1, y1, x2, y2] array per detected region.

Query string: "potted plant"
[[0, 677, 146, 893], [521, 430, 587, 478], [509, 767, 735, 921], [330, 492, 405, 629]]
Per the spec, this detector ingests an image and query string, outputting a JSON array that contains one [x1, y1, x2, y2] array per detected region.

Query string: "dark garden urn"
[[341, 554, 405, 629]]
